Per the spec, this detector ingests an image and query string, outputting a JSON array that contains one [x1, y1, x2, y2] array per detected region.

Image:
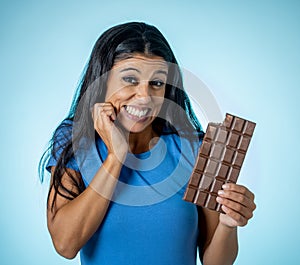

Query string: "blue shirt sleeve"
[[46, 120, 79, 173]]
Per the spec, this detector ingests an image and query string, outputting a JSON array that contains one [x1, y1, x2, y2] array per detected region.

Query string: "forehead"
[[112, 54, 168, 72]]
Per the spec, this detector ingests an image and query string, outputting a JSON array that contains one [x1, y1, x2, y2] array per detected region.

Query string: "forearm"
[[48, 154, 123, 258], [202, 223, 238, 265]]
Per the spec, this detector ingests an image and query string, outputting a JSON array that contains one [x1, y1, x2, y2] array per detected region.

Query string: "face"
[[105, 54, 168, 133]]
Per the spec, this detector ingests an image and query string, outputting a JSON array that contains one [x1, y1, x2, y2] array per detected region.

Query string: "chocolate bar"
[[183, 113, 256, 212]]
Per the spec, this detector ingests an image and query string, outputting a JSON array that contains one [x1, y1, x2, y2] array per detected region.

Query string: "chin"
[[118, 119, 153, 134], [121, 123, 150, 134]]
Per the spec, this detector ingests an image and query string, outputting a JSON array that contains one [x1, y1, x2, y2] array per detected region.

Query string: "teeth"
[[125, 106, 148, 118]]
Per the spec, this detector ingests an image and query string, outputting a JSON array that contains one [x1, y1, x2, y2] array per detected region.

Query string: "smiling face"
[[105, 54, 168, 133]]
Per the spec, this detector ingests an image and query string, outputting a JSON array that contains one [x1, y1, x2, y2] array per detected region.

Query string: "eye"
[[122, 76, 139, 85], [149, 79, 165, 89]]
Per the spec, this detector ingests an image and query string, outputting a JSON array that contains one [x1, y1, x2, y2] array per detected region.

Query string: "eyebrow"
[[119, 68, 168, 76], [119, 67, 141, 73], [155, 70, 168, 76]]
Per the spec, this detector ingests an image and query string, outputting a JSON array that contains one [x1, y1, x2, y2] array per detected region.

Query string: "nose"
[[135, 80, 151, 103]]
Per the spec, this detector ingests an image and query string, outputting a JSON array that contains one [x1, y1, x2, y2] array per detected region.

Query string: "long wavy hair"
[[39, 22, 204, 209]]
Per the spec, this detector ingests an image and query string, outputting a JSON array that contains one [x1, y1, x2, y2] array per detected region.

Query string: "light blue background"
[[1, 0, 299, 264]]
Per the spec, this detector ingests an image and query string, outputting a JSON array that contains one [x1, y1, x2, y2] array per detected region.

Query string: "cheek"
[[152, 88, 165, 104], [106, 93, 121, 108], [105, 78, 123, 101], [152, 99, 165, 115], [155, 98, 164, 106], [153, 93, 165, 106], [105, 88, 131, 110]]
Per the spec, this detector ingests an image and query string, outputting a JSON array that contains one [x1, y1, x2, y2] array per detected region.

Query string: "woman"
[[40, 22, 256, 265]]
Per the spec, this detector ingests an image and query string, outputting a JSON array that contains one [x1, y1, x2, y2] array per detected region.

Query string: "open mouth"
[[124, 105, 151, 119]]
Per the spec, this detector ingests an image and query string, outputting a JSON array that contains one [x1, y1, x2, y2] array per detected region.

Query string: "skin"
[[93, 54, 168, 155], [47, 54, 256, 264]]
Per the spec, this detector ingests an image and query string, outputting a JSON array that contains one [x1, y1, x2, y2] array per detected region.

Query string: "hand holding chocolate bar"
[[217, 183, 256, 227], [184, 113, 256, 226]]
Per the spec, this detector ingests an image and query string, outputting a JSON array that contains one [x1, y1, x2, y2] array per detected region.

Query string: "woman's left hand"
[[216, 183, 256, 228]]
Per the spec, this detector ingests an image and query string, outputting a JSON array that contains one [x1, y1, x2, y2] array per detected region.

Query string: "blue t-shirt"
[[47, 122, 202, 265]]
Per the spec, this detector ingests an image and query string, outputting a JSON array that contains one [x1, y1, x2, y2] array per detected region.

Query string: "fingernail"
[[221, 205, 228, 212], [218, 190, 224, 195], [222, 184, 229, 189], [216, 196, 223, 202]]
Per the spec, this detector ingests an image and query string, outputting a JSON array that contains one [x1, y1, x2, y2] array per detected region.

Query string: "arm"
[[198, 208, 238, 265], [47, 102, 127, 259], [198, 184, 256, 265], [48, 155, 122, 259]]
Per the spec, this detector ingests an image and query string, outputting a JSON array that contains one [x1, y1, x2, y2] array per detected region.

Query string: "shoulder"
[[54, 119, 73, 136], [46, 119, 79, 173], [52, 119, 74, 146]]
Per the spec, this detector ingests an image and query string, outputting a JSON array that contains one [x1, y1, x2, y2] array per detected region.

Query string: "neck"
[[127, 125, 159, 154]]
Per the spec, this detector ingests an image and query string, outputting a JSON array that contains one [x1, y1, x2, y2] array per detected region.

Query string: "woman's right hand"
[[92, 102, 128, 161]]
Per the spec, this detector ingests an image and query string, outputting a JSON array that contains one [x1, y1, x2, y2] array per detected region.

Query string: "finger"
[[99, 108, 115, 123], [91, 103, 103, 121], [100, 106, 117, 120], [92, 102, 114, 111], [216, 196, 254, 219], [222, 183, 255, 201], [221, 205, 248, 227], [217, 189, 256, 210], [91, 104, 111, 131], [93, 103, 116, 121], [98, 101, 116, 110], [98, 102, 117, 120]]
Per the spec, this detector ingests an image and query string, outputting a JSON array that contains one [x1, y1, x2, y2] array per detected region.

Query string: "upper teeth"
[[125, 106, 148, 118]]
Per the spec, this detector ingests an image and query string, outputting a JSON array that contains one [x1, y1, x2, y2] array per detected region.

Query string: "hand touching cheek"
[[92, 102, 128, 161]]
